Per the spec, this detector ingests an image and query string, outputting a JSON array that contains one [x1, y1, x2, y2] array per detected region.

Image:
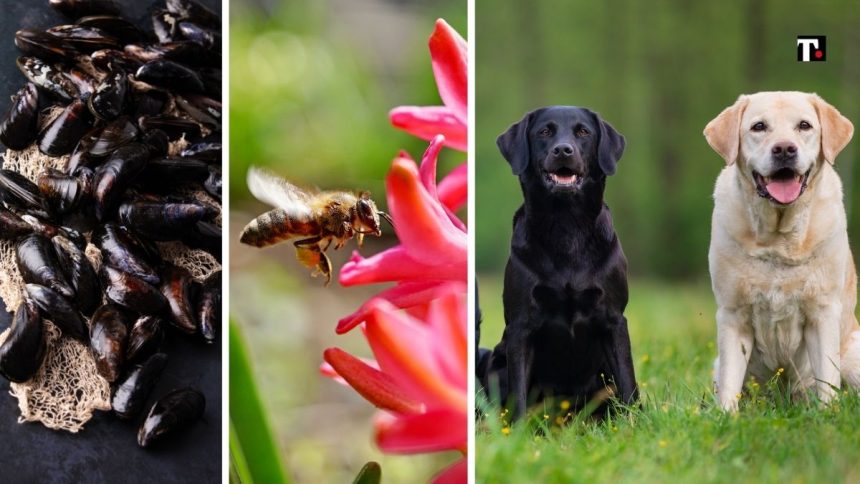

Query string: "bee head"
[[354, 192, 382, 236]]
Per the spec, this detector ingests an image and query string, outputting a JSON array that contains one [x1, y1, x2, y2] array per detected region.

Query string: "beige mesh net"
[[0, 135, 221, 433]]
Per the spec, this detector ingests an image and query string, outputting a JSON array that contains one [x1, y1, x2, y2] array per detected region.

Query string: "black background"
[[0, 0, 222, 481]]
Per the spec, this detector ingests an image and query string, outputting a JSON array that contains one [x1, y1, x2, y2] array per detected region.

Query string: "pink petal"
[[429, 19, 467, 123], [336, 281, 448, 334], [432, 458, 467, 484], [387, 157, 466, 264], [419, 135, 446, 197], [390, 106, 467, 152], [427, 292, 468, 391], [323, 348, 422, 414], [374, 409, 467, 454], [321, 357, 381, 386], [437, 163, 467, 212], [339, 247, 465, 286]]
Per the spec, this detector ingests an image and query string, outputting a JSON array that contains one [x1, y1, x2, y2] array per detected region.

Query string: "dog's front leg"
[[604, 319, 638, 405], [505, 325, 533, 421], [716, 307, 753, 411], [805, 303, 842, 403]]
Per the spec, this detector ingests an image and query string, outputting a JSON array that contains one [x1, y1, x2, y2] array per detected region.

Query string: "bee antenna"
[[378, 211, 394, 229]]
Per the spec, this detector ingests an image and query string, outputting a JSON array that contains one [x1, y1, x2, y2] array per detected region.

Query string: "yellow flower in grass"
[[501, 427, 510, 436], [560, 400, 571, 411]]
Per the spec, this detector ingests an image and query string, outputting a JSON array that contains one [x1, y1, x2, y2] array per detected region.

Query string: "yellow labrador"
[[704, 91, 860, 411]]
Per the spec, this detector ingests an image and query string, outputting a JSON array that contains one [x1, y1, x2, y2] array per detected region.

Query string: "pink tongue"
[[766, 178, 802, 204]]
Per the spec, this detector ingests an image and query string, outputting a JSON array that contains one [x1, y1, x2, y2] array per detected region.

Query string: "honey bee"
[[239, 167, 393, 285]]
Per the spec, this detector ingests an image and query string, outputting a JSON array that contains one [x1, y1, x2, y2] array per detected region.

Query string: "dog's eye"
[[751, 122, 767, 132], [538, 127, 551, 137], [798, 121, 812, 131], [576, 127, 590, 137]]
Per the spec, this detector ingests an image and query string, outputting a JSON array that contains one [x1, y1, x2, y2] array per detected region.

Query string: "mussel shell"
[[166, 0, 221, 28], [47, 25, 120, 54], [38, 169, 82, 215], [0, 206, 33, 240], [126, 315, 164, 364], [14, 29, 76, 63], [175, 95, 220, 130], [130, 90, 168, 119], [62, 68, 96, 99], [138, 387, 205, 448], [198, 67, 221, 98], [25, 283, 87, 342], [0, 169, 49, 218], [204, 166, 221, 201], [16, 233, 75, 298], [138, 116, 201, 142], [178, 21, 220, 50], [49, 0, 120, 18], [197, 270, 220, 343], [0, 294, 46, 383], [52, 234, 100, 316], [159, 264, 197, 334], [89, 116, 138, 156], [88, 68, 127, 120], [118, 200, 218, 241], [125, 41, 217, 68], [180, 221, 221, 261], [151, 10, 183, 44], [140, 129, 170, 158], [20, 215, 86, 249], [93, 142, 151, 220], [77, 16, 145, 44], [89, 303, 130, 382], [0, 83, 39, 150], [67, 127, 100, 174], [16, 57, 77, 102], [113, 352, 167, 419], [135, 60, 205, 94], [180, 141, 221, 163], [91, 48, 142, 73], [38, 99, 94, 157], [92, 223, 161, 285], [139, 157, 209, 186], [101, 265, 168, 315]]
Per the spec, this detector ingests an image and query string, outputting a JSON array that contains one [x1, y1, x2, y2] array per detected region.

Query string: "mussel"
[[93, 223, 161, 285], [21, 215, 86, 248], [138, 387, 205, 448], [52, 235, 100, 316], [139, 116, 201, 142], [101, 265, 168, 315], [151, 10, 183, 44], [38, 98, 94, 157], [135, 60, 205, 94], [0, 169, 49, 218], [180, 221, 221, 261], [178, 22, 220, 50], [25, 283, 87, 342], [175, 95, 221, 130], [0, 294, 46, 383], [126, 315, 164, 364], [197, 270, 220, 343], [0, 83, 39, 150], [118, 200, 218, 241], [14, 29, 75, 63], [16, 57, 76, 102], [93, 142, 154, 220], [139, 157, 209, 186], [38, 169, 83, 215], [0, 206, 33, 240], [125, 41, 216, 68], [90, 48, 142, 73], [159, 264, 197, 334], [180, 141, 221, 162], [47, 25, 120, 54], [76, 16, 144, 44], [204, 166, 221, 200], [113, 352, 167, 419], [49, 0, 120, 18], [166, 0, 221, 29], [16, 233, 74, 298], [88, 116, 138, 156], [88, 68, 127, 120], [89, 303, 130, 383]]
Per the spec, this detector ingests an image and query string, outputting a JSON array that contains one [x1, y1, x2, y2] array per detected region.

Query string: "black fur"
[[478, 106, 638, 420]]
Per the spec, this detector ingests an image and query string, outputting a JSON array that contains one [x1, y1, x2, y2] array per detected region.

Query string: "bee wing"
[[246, 166, 313, 218]]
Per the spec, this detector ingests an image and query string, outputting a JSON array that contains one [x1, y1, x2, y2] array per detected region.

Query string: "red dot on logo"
[[815, 50, 824, 58]]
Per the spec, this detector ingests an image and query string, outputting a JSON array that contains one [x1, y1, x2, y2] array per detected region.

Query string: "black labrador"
[[477, 106, 638, 420]]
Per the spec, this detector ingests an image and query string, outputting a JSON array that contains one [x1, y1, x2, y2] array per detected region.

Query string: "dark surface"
[[0, 0, 222, 481]]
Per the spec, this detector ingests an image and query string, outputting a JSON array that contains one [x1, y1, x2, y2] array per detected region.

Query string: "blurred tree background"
[[230, 0, 465, 482], [476, 0, 860, 279]]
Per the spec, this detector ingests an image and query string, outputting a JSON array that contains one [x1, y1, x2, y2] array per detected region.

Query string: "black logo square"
[[797, 35, 826, 62]]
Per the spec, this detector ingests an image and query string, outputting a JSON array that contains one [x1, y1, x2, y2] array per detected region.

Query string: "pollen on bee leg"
[[357, 233, 365, 247]]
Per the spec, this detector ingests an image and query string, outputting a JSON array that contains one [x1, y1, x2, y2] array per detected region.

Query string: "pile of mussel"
[[0, 0, 220, 448]]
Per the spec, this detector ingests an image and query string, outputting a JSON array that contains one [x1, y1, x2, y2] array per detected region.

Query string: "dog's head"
[[704, 92, 854, 206], [497, 106, 625, 196]]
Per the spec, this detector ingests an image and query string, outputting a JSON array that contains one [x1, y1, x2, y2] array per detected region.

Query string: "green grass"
[[476, 276, 860, 483]]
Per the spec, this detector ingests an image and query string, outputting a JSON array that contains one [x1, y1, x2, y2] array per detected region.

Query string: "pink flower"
[[390, 19, 467, 152], [322, 288, 467, 483]]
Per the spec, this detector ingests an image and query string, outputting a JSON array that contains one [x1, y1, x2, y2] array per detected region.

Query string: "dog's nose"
[[552, 143, 574, 157], [771, 142, 798, 162]]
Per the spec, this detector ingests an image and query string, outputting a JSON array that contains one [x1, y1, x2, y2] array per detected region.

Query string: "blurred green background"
[[476, 0, 860, 279], [230, 0, 465, 482]]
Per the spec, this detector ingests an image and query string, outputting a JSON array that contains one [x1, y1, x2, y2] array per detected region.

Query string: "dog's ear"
[[592, 113, 625, 176], [704, 95, 749, 165], [497, 111, 534, 176], [811, 93, 854, 164]]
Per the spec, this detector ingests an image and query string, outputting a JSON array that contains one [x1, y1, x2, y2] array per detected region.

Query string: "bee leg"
[[356, 233, 365, 247], [293, 236, 332, 285]]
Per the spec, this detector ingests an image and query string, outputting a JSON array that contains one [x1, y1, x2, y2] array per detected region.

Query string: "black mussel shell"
[[139, 157, 209, 186], [38, 99, 94, 157], [138, 387, 205, 448], [0, 169, 49, 218], [88, 68, 127, 120], [159, 264, 197, 334], [89, 303, 130, 382], [0, 294, 46, 383], [204, 166, 221, 200], [47, 25, 120, 54], [16, 234, 75, 299], [89, 116, 138, 156], [20, 215, 86, 248], [136, 60, 205, 94], [63, 68, 96, 99], [14, 29, 76, 63], [130, 90, 168, 119], [49, 0, 120, 18], [67, 127, 100, 174], [0, 206, 33, 240], [93, 223, 161, 285], [166, 0, 220, 28], [16, 57, 77, 102], [101, 265, 168, 315], [93, 142, 151, 220], [118, 200, 218, 241], [180, 141, 221, 163], [138, 116, 201, 142], [140, 129, 170, 158], [181, 220, 221, 261], [52, 234, 100, 316], [198, 67, 221, 98], [0, 83, 39, 150], [126, 315, 164, 364], [77, 16, 145, 44], [125, 41, 217, 68], [175, 95, 220, 130], [178, 21, 220, 50], [25, 283, 87, 342], [151, 10, 183, 43], [113, 352, 167, 419], [197, 270, 220, 343], [38, 169, 82, 215], [91, 48, 142, 73]]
